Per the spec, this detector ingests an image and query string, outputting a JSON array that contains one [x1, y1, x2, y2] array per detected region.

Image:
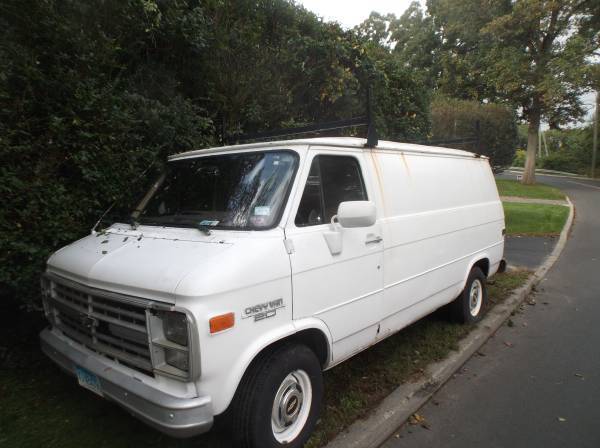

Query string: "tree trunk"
[[522, 109, 540, 185]]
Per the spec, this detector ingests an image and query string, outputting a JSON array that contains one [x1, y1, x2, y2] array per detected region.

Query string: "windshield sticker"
[[199, 220, 219, 226], [254, 206, 271, 216]]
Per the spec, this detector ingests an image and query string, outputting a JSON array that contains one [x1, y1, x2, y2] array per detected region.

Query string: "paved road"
[[383, 174, 600, 448], [505, 235, 557, 270]]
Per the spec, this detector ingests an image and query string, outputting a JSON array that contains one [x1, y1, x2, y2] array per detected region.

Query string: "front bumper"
[[40, 327, 213, 438]]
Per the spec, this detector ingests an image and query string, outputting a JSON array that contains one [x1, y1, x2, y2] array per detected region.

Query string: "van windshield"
[[133, 151, 298, 230]]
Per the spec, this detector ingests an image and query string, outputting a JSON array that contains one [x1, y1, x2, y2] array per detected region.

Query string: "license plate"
[[75, 366, 103, 397]]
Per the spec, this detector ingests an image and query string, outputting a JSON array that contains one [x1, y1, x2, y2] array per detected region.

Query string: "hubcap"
[[271, 370, 312, 443], [469, 279, 483, 317]]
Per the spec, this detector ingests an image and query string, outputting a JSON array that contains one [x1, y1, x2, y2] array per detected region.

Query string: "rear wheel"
[[450, 266, 487, 324], [231, 344, 323, 448]]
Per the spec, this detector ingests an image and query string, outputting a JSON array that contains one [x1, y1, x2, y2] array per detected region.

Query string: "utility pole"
[[593, 91, 599, 178]]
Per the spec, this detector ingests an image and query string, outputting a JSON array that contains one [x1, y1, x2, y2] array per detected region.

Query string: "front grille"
[[45, 276, 154, 376]]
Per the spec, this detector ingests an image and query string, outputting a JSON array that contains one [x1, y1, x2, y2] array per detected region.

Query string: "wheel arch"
[[215, 319, 332, 416], [463, 255, 490, 289]]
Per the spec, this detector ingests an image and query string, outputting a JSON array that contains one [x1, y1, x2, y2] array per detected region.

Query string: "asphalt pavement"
[[382, 174, 600, 448], [504, 235, 557, 270]]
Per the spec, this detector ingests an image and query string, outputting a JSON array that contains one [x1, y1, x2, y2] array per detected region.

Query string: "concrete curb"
[[506, 169, 590, 180], [325, 197, 575, 448]]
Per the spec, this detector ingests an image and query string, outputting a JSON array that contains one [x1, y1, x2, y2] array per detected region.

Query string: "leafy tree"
[[422, 0, 514, 101], [390, 1, 441, 89], [481, 0, 599, 184]]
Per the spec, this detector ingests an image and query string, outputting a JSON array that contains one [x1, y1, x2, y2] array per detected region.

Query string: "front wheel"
[[231, 344, 323, 448], [450, 266, 488, 324]]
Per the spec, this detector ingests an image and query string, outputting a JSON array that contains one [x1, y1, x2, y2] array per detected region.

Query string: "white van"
[[40, 137, 505, 447]]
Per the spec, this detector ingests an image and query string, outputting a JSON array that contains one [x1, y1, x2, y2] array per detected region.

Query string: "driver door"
[[285, 150, 384, 363]]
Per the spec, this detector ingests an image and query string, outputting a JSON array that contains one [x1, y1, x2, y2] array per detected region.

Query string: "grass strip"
[[496, 179, 565, 200], [503, 202, 569, 236]]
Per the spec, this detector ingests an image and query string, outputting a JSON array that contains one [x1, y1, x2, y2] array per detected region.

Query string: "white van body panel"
[[40, 137, 505, 436], [365, 149, 504, 338], [284, 147, 384, 362]]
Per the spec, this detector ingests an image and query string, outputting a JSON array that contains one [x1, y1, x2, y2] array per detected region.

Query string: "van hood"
[[46, 224, 237, 304]]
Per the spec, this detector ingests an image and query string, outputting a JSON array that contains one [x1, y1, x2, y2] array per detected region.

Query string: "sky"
[[296, 0, 418, 29], [297, 0, 597, 126]]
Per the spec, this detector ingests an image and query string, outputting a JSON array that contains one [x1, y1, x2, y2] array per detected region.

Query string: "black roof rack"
[[408, 120, 482, 154], [224, 87, 379, 148]]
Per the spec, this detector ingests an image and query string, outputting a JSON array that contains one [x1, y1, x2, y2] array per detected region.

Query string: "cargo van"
[[40, 137, 505, 448]]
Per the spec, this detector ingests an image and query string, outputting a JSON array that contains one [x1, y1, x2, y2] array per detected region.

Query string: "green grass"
[[496, 179, 565, 200], [0, 271, 530, 448], [503, 202, 569, 236]]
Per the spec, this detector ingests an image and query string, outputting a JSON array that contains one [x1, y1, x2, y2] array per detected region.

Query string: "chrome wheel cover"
[[469, 278, 483, 317], [271, 369, 312, 443]]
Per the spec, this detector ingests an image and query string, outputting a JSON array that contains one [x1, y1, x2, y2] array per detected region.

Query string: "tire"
[[450, 266, 487, 324], [231, 344, 323, 448]]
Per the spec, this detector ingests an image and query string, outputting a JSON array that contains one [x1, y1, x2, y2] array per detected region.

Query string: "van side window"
[[295, 155, 367, 227]]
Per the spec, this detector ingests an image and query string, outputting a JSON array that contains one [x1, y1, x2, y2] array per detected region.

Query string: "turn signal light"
[[209, 313, 235, 334]]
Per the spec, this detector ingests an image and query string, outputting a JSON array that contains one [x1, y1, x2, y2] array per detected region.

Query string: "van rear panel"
[[365, 149, 504, 333]]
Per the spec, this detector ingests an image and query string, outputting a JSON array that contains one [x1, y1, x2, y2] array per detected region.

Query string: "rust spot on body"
[[368, 150, 388, 215], [399, 152, 411, 176]]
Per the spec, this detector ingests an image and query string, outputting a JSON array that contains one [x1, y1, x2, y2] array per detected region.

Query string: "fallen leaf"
[[503, 341, 514, 348], [409, 413, 426, 425]]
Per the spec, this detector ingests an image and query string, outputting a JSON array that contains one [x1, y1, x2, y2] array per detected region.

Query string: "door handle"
[[365, 235, 383, 245]]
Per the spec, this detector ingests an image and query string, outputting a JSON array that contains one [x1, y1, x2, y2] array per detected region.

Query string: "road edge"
[[324, 196, 575, 448]]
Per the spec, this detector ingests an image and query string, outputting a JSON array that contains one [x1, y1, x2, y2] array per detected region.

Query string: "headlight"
[[162, 311, 188, 346], [165, 348, 189, 371], [147, 309, 195, 380]]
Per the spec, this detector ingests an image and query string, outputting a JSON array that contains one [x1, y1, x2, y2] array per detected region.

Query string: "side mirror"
[[336, 201, 377, 228]]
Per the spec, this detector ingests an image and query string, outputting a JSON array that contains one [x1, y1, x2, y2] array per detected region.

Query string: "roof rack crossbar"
[[410, 137, 478, 146], [226, 116, 369, 144]]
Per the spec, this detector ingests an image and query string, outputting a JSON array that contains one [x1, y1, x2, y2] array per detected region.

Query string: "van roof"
[[169, 137, 485, 161]]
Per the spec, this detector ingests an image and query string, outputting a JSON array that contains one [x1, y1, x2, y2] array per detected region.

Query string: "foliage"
[[538, 125, 596, 175], [1, 0, 431, 305], [430, 96, 518, 167], [373, 0, 599, 184], [512, 149, 527, 167], [390, 2, 441, 89]]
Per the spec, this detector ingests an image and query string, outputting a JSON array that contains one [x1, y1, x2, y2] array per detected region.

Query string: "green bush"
[[539, 152, 582, 173], [431, 96, 518, 167], [539, 126, 595, 175], [512, 149, 526, 167], [1, 0, 430, 306]]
